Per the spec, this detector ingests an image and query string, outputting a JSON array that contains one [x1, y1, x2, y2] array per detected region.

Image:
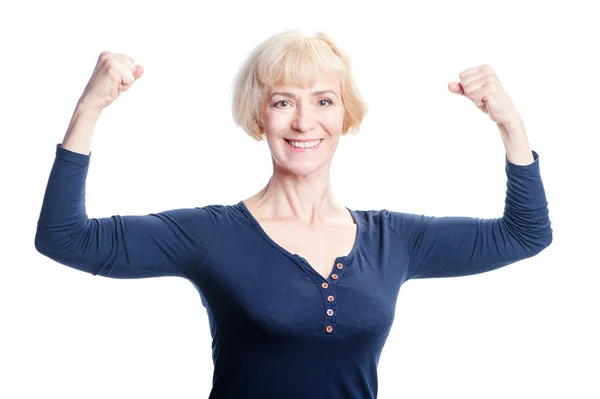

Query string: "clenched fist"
[[79, 51, 144, 112], [448, 65, 520, 126]]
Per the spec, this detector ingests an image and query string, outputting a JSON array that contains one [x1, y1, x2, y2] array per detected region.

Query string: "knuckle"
[[99, 51, 114, 60], [105, 58, 118, 71], [117, 52, 134, 64]]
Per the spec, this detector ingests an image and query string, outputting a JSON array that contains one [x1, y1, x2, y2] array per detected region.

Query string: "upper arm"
[[35, 143, 223, 280], [386, 211, 544, 280], [35, 205, 223, 280]]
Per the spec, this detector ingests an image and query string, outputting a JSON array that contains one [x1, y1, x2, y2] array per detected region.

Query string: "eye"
[[273, 99, 333, 108], [273, 100, 290, 108]]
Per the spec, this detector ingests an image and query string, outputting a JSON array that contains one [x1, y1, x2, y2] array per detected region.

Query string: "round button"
[[327, 309, 334, 316], [331, 274, 339, 280], [327, 295, 335, 302], [321, 282, 329, 289], [326, 325, 333, 333], [336, 263, 344, 270]]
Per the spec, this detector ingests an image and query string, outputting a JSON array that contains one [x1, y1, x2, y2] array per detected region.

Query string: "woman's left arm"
[[386, 65, 553, 280]]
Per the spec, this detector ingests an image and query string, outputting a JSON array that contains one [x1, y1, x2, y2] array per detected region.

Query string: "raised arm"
[[388, 65, 552, 280], [34, 52, 221, 279]]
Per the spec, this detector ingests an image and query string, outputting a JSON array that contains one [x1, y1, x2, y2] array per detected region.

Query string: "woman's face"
[[260, 73, 345, 177]]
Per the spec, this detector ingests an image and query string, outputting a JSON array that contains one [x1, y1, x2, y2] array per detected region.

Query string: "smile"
[[284, 139, 323, 151]]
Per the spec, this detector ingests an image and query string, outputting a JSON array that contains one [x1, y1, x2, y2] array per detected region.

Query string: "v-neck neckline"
[[237, 200, 361, 280]]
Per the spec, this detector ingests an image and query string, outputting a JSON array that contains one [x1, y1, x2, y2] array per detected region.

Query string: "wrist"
[[76, 96, 105, 116], [497, 115, 525, 136], [493, 114, 534, 165]]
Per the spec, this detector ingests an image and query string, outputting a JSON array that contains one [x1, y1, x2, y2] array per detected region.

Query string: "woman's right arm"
[[35, 52, 221, 280]]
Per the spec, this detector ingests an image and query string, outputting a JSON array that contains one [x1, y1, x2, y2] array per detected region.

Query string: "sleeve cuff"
[[55, 143, 91, 166], [505, 150, 540, 176]]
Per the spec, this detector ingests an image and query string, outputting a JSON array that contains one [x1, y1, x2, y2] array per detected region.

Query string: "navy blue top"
[[35, 143, 552, 398]]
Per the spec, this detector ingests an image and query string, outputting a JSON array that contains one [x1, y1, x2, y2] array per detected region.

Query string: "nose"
[[291, 103, 317, 133]]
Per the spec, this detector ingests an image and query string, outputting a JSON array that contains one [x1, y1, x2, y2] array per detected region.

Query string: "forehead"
[[269, 72, 341, 94]]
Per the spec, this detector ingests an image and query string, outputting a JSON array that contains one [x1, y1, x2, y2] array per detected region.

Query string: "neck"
[[247, 161, 343, 224]]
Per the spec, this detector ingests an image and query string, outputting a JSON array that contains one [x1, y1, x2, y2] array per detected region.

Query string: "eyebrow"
[[270, 90, 338, 99]]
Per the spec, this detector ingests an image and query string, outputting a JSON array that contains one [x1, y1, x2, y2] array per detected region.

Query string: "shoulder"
[[189, 202, 245, 221], [153, 202, 243, 232], [189, 200, 256, 224], [351, 207, 429, 242], [350, 207, 426, 226]]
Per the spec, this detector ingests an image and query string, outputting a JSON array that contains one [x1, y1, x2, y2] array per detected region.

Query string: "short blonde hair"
[[231, 29, 368, 141]]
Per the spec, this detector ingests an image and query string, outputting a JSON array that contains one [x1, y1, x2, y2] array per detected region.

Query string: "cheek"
[[325, 108, 345, 131], [264, 111, 290, 131]]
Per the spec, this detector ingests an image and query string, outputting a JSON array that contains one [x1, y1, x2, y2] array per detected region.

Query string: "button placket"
[[329, 262, 345, 283], [321, 260, 351, 335], [320, 269, 339, 335]]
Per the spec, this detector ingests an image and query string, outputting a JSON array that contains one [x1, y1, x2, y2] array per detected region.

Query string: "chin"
[[275, 160, 326, 177]]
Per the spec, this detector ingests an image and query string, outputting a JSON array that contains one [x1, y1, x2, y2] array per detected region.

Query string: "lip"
[[284, 138, 323, 152], [284, 138, 323, 142]]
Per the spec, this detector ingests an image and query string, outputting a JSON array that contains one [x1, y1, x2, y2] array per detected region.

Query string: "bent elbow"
[[526, 228, 553, 257], [34, 230, 50, 255], [502, 215, 553, 257], [542, 229, 553, 248], [34, 229, 69, 258]]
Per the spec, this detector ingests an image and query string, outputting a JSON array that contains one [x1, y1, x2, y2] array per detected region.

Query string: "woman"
[[35, 30, 553, 398]]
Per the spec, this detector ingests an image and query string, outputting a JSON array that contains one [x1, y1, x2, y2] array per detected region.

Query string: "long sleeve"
[[385, 150, 553, 280], [34, 144, 222, 279]]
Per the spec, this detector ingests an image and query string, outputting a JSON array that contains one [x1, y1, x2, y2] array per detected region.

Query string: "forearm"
[[497, 117, 535, 165], [61, 99, 103, 156]]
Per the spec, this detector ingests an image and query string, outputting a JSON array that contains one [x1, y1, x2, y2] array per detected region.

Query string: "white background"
[[1, 0, 598, 398]]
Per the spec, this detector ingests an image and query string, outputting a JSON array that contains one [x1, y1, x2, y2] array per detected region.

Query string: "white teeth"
[[287, 139, 322, 148]]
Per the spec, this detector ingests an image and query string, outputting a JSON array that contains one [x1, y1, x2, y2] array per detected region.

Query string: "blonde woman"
[[35, 30, 552, 398]]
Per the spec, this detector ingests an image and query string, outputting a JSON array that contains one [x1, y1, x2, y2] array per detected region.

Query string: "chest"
[[195, 210, 410, 340], [259, 220, 357, 280]]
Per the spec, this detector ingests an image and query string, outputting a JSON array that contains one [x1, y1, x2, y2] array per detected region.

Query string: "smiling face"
[[260, 73, 345, 177]]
